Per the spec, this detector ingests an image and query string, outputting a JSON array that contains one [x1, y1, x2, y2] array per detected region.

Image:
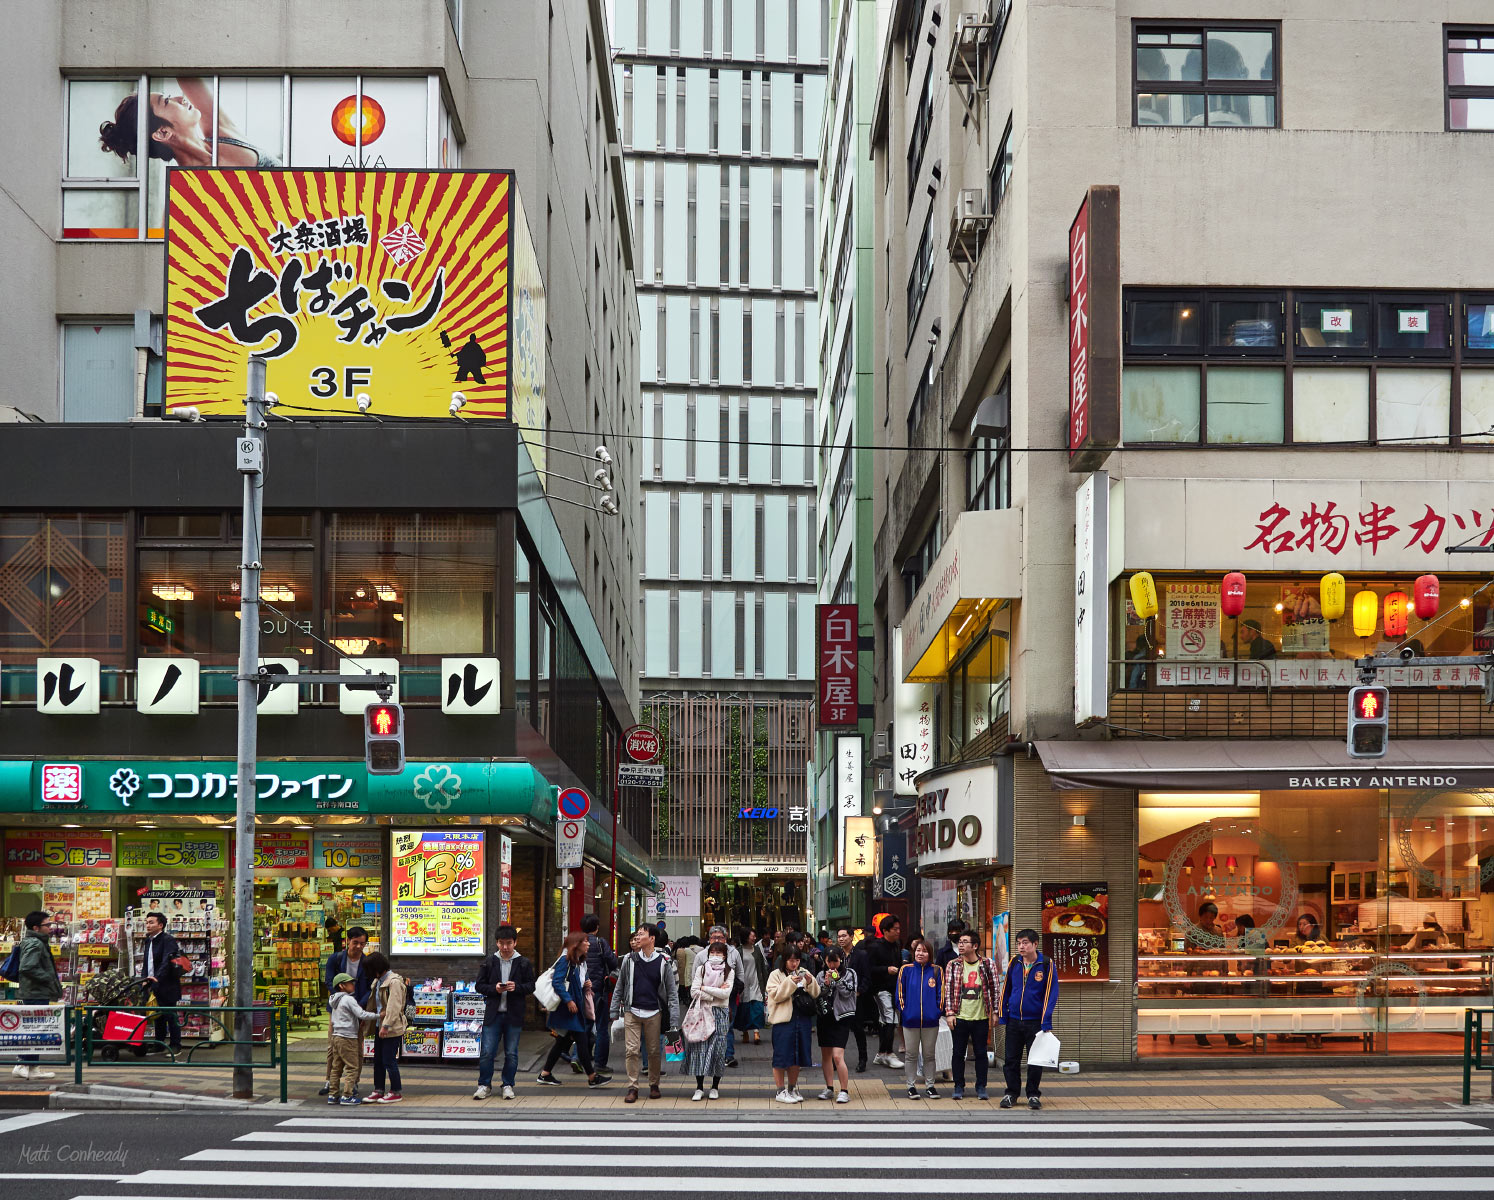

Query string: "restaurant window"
[[1446, 28, 1494, 130], [1134, 23, 1279, 128], [325, 513, 495, 661], [945, 631, 1009, 756]]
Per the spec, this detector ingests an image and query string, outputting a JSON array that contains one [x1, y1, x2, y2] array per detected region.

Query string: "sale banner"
[[391, 830, 484, 955], [1040, 882, 1109, 982], [236, 829, 311, 870], [3, 830, 114, 870]]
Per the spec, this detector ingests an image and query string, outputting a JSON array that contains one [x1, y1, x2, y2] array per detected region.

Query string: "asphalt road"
[[1, 1108, 1492, 1197]]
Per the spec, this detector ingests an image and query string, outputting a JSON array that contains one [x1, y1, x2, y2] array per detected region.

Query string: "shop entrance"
[[702, 871, 805, 936]]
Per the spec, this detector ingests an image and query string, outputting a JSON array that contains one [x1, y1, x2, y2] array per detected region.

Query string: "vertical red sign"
[[817, 603, 859, 728], [1067, 185, 1120, 473], [1067, 196, 1091, 457]]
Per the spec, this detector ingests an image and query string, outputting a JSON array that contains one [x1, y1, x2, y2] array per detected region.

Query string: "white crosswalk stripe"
[[45, 1114, 1494, 1197]]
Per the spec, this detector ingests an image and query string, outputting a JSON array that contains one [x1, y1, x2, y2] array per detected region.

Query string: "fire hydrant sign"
[[1165, 583, 1219, 661], [391, 829, 484, 955]]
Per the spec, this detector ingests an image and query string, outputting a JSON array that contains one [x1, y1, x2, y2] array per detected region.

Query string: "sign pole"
[[232, 356, 267, 1099], [610, 773, 621, 953]]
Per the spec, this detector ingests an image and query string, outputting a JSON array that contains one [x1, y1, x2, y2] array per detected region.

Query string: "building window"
[[905, 211, 934, 343], [1133, 24, 1279, 128], [0, 514, 128, 674], [988, 118, 1013, 214], [906, 65, 933, 201], [903, 517, 941, 605], [907, 350, 934, 438], [1447, 29, 1494, 130]]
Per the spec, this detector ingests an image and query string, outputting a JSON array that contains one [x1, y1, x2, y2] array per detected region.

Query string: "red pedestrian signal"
[[1354, 690, 1380, 720], [1346, 685, 1389, 759], [364, 701, 405, 774]]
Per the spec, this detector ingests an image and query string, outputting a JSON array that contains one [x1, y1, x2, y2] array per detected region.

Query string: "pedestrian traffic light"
[[1346, 685, 1389, 759], [364, 701, 405, 774]]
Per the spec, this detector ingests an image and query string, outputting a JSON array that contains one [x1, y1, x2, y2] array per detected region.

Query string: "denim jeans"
[[373, 1034, 402, 1093], [724, 999, 737, 1059], [477, 1018, 523, 1088], [593, 1007, 611, 1072]]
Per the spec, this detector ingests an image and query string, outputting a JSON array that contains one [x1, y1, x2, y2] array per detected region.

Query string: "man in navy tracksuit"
[[997, 927, 1059, 1109]]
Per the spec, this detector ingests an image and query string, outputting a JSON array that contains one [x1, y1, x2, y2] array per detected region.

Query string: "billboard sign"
[[165, 169, 536, 423], [1068, 185, 1120, 472], [817, 603, 859, 727]]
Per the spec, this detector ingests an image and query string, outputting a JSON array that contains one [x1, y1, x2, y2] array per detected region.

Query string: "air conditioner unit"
[[957, 188, 987, 220]]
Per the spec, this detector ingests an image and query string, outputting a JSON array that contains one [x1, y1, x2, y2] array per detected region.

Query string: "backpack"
[[0, 944, 19, 983]]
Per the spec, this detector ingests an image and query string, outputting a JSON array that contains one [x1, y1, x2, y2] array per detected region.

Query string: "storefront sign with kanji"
[[817, 603, 858, 727]]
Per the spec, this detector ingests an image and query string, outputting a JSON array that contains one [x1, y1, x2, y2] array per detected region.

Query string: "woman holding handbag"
[[536, 932, 611, 1089], [764, 945, 820, 1103], [681, 939, 734, 1100], [813, 946, 856, 1103]]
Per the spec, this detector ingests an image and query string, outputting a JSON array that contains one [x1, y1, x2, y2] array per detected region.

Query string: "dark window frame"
[[906, 62, 934, 202], [1132, 19, 1282, 129], [1463, 292, 1494, 357], [1445, 26, 1494, 131], [987, 116, 1013, 216], [905, 208, 935, 346]]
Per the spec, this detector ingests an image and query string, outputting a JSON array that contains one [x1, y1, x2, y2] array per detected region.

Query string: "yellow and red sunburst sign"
[[166, 169, 535, 421]]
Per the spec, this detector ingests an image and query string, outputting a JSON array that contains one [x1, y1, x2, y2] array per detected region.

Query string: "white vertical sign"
[[835, 735, 862, 877], [1074, 472, 1109, 726], [891, 628, 933, 797]]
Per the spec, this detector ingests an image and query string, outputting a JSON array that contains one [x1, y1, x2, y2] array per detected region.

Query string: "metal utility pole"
[[232, 357, 268, 1098]]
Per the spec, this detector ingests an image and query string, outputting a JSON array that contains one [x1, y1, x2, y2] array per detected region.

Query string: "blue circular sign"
[[557, 787, 591, 819]]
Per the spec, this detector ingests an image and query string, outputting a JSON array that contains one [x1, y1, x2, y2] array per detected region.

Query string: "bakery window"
[[1136, 787, 1493, 1058]]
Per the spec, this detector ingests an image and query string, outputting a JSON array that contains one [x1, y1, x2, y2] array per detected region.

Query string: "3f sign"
[[309, 365, 372, 399]]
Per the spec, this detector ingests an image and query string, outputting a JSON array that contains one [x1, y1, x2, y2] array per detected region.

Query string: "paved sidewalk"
[[2, 1028, 1482, 1113]]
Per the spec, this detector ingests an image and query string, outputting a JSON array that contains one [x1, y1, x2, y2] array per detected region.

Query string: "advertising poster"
[[165, 168, 522, 420], [248, 830, 311, 870], [140, 890, 216, 922], [391, 830, 484, 955], [1280, 585, 1329, 654], [1165, 582, 1219, 661], [118, 830, 228, 871], [0, 1005, 67, 1052], [3, 830, 113, 870], [312, 832, 384, 872], [74, 876, 112, 920], [656, 875, 700, 920], [1040, 882, 1109, 982], [42, 878, 76, 923], [498, 833, 512, 924], [992, 910, 1011, 980]]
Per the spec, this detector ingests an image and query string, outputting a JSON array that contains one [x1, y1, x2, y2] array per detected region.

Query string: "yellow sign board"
[[165, 169, 543, 425]]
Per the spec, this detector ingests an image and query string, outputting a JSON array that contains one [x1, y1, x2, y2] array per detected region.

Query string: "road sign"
[[557, 816, 584, 868], [557, 786, 591, 820], [617, 761, 665, 789], [622, 725, 661, 763]]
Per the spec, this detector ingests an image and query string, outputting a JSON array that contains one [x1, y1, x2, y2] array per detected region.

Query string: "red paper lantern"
[[1414, 574, 1440, 620], [1384, 591, 1410, 639], [1221, 572, 1247, 618]]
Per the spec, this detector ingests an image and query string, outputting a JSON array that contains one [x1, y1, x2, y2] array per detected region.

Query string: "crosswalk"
[[4, 1114, 1492, 1196]]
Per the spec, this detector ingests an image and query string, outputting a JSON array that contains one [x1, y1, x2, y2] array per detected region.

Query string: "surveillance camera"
[[356, 393, 372, 413], [594, 445, 613, 465], [449, 392, 467, 416]]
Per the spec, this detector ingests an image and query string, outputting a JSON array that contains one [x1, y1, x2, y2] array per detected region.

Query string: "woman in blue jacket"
[[536, 932, 611, 1088], [896, 938, 944, 1098]]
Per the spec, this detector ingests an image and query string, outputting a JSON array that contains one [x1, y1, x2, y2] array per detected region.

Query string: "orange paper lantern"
[[1383, 591, 1409, 638], [1221, 572, 1247, 618], [1414, 574, 1440, 620]]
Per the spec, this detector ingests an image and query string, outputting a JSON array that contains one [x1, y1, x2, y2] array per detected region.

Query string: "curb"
[[45, 1083, 286, 1111]]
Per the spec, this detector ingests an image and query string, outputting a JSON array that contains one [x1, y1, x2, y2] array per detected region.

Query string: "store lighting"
[[152, 585, 194, 601], [1273, 602, 1284, 614], [392, 613, 404, 622], [1460, 597, 1473, 609], [332, 637, 370, 655], [376, 586, 398, 602], [354, 587, 367, 598], [261, 586, 296, 603], [61, 823, 79, 828]]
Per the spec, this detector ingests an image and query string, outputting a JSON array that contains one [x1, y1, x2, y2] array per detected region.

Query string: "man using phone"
[[473, 925, 535, 1100]]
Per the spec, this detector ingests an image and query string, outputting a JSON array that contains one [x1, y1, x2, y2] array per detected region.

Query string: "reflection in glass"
[[138, 548, 312, 664], [1376, 302, 1450, 353], [1130, 299, 1202, 348], [1137, 91, 1205, 127], [0, 514, 128, 669], [68, 80, 140, 178], [1135, 37, 1202, 83], [1466, 303, 1494, 350], [1210, 299, 1280, 348], [1298, 301, 1372, 351], [62, 189, 139, 239], [1207, 93, 1275, 127], [1206, 29, 1274, 80]]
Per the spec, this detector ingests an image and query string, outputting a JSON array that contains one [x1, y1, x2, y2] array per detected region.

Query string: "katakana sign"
[[165, 169, 523, 419]]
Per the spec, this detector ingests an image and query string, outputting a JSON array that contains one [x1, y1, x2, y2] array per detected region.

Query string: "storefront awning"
[[901, 508, 1022, 678], [1035, 738, 1494, 792]]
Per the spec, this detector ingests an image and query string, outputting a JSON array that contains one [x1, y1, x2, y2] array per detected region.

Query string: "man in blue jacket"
[[997, 927, 1059, 1109]]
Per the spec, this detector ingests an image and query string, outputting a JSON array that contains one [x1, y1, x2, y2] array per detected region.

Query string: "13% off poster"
[[391, 830, 485, 955]]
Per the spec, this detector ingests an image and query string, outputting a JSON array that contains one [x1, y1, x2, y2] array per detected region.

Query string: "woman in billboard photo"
[[99, 77, 281, 168]]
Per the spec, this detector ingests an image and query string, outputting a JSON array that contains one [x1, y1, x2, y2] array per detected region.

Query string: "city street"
[[1, 1109, 1493, 1198]]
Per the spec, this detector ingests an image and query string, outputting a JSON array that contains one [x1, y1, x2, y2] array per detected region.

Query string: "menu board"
[[1040, 881, 1109, 982], [391, 830, 484, 955]]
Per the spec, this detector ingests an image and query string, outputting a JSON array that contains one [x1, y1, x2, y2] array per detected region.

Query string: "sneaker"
[[835, 1090, 850, 1104], [774, 1089, 794, 1104], [871, 1052, 888, 1066], [317, 1083, 332, 1096], [725, 1057, 739, 1068], [339, 1095, 361, 1106], [1028, 1096, 1042, 1110], [708, 1088, 719, 1099], [818, 1087, 834, 1100], [952, 1088, 964, 1100], [28, 1068, 55, 1080], [536, 1073, 561, 1086], [472, 1085, 491, 1100], [11, 1064, 30, 1080], [692, 1088, 705, 1101], [786, 1090, 803, 1103], [569, 1058, 585, 1074], [326, 1094, 341, 1105], [502, 1086, 515, 1100], [885, 1055, 905, 1070], [925, 1086, 939, 1099], [588, 1075, 612, 1089], [976, 1088, 989, 1101], [365, 1091, 385, 1102], [906, 1085, 919, 1098], [377, 1092, 402, 1103]]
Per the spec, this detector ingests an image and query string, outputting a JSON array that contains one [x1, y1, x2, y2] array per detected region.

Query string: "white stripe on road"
[[275, 1116, 1486, 1134], [0, 1175, 125, 1183], [184, 1149, 1494, 1172], [0, 1112, 77, 1137], [84, 1174, 1494, 1194], [234, 1131, 1494, 1152]]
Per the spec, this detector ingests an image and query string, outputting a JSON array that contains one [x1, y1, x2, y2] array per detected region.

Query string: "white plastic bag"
[[533, 967, 561, 1012], [1028, 1029, 1061, 1069], [934, 1020, 954, 1072], [611, 1016, 626, 1044]]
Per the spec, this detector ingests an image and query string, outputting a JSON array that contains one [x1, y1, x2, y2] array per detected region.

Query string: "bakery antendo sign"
[[911, 764, 1005, 871]]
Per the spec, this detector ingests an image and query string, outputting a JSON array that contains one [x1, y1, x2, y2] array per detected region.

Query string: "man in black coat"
[[140, 912, 183, 1053], [472, 924, 536, 1099], [865, 915, 906, 1069]]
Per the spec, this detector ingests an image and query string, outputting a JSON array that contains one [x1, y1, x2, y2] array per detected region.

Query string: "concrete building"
[[0, 0, 650, 1002], [871, 0, 1494, 1067], [613, 0, 827, 928]]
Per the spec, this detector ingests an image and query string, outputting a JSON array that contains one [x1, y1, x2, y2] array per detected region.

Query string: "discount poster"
[[391, 830, 484, 955], [1040, 881, 1109, 982]]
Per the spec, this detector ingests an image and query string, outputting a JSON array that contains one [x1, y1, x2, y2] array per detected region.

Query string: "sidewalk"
[[2, 1029, 1483, 1113]]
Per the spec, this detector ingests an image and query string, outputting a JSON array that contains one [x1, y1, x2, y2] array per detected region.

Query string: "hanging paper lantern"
[[1221, 572, 1247, 618], [1129, 572, 1159, 620], [1320, 572, 1346, 622], [1352, 589, 1379, 638], [1414, 574, 1440, 620], [1384, 591, 1410, 639]]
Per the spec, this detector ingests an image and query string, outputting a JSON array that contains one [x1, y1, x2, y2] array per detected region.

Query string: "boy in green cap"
[[328, 971, 378, 1104]]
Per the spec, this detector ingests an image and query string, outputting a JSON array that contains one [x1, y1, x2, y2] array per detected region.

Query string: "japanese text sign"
[[1164, 582, 1219, 661], [1041, 882, 1109, 982], [391, 829, 484, 956], [835, 735, 863, 878], [844, 816, 875, 877], [166, 169, 516, 419], [892, 627, 933, 797], [817, 603, 859, 727], [1067, 186, 1119, 473], [117, 830, 228, 871], [3, 830, 114, 870]]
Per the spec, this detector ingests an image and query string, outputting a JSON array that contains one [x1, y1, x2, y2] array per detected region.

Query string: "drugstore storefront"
[[0, 757, 654, 1038]]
